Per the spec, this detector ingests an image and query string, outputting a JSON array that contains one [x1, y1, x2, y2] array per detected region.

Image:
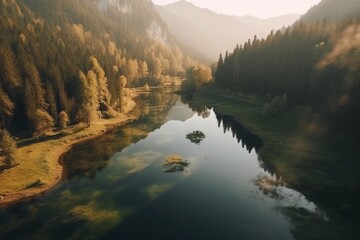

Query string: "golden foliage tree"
[[0, 89, 14, 128], [152, 57, 162, 78], [22, 58, 47, 121], [46, 82, 58, 122], [140, 61, 149, 77], [32, 109, 54, 137], [90, 56, 111, 105], [58, 111, 69, 130], [0, 45, 20, 89], [86, 70, 100, 116], [124, 59, 139, 85], [182, 65, 212, 92], [0, 129, 17, 167], [77, 71, 95, 126], [116, 75, 127, 112]]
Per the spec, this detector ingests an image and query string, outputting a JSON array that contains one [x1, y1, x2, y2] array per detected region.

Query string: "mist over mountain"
[[301, 0, 360, 23], [156, 0, 299, 60]]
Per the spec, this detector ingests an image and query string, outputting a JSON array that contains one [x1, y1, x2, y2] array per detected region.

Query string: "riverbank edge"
[[0, 114, 137, 207], [192, 88, 360, 219]]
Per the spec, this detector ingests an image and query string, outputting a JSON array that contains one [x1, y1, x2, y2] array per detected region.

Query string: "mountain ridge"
[[157, 0, 299, 60], [301, 0, 360, 22]]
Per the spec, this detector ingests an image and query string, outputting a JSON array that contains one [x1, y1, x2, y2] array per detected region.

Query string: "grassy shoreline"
[[0, 87, 145, 207], [0, 114, 136, 207], [0, 86, 181, 207], [193, 88, 360, 219]]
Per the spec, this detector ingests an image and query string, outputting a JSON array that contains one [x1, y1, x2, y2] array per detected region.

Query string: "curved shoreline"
[[0, 115, 136, 207]]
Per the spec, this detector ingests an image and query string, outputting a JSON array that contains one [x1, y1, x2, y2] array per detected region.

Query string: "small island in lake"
[[186, 131, 206, 145]]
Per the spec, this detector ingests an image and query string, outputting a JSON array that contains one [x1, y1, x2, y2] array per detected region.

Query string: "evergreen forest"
[[215, 18, 360, 140]]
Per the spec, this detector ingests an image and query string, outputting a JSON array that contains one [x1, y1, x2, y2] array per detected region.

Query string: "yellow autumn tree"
[[0, 129, 17, 167], [124, 59, 139, 85], [77, 71, 97, 126], [0, 89, 14, 128], [116, 75, 127, 112], [58, 111, 69, 129], [32, 109, 54, 137], [140, 61, 149, 77], [89, 56, 111, 105]]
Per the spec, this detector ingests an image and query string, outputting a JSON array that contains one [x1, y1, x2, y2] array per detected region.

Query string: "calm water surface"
[[0, 90, 325, 239]]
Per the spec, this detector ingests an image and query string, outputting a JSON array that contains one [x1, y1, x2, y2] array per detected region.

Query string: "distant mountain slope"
[[234, 14, 300, 31], [157, 0, 299, 60], [301, 0, 360, 23]]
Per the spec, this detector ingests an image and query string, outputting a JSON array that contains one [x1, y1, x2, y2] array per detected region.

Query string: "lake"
[[0, 90, 326, 239]]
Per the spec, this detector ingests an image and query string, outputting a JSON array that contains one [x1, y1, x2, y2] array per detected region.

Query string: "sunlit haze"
[[152, 0, 322, 18]]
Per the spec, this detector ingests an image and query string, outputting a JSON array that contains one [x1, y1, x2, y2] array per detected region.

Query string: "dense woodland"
[[215, 17, 360, 141], [0, 0, 203, 139]]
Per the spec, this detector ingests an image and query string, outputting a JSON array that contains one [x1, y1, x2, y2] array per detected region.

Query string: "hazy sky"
[[152, 0, 322, 18]]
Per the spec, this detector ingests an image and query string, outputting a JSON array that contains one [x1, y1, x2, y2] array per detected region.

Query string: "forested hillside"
[[215, 17, 360, 140], [0, 0, 199, 136], [301, 0, 360, 23]]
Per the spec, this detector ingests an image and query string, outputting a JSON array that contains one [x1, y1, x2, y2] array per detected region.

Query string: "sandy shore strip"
[[0, 114, 136, 207]]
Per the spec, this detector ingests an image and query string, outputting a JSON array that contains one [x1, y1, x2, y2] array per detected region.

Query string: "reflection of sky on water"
[[111, 150, 162, 174], [0, 95, 326, 240], [166, 101, 195, 122], [252, 174, 327, 220]]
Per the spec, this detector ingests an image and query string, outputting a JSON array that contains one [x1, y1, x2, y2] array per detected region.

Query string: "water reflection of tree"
[[181, 94, 262, 151], [251, 173, 350, 240], [180, 94, 211, 119], [64, 135, 114, 180], [281, 206, 358, 240], [133, 89, 179, 123], [215, 112, 263, 153], [63, 89, 180, 180], [0, 199, 41, 236], [253, 174, 286, 198], [163, 154, 190, 173]]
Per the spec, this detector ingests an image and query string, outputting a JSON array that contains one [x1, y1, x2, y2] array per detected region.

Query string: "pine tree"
[[58, 111, 69, 130], [0, 129, 17, 167], [77, 71, 96, 126], [89, 56, 111, 105], [32, 109, 55, 137], [140, 61, 149, 77], [0, 89, 14, 128], [0, 45, 21, 89], [116, 75, 127, 112]]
